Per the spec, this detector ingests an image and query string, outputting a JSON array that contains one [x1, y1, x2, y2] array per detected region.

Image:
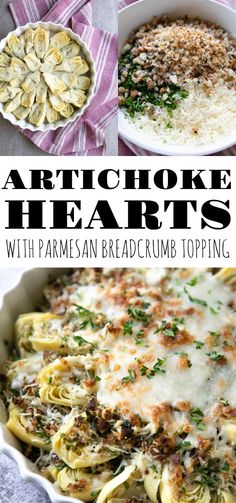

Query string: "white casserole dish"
[[0, 268, 82, 503], [0, 22, 96, 132], [118, 0, 236, 156]]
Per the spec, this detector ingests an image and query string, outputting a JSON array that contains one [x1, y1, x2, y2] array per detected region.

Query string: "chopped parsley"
[[184, 287, 208, 307], [208, 331, 220, 345], [206, 351, 226, 362], [140, 358, 166, 378], [194, 340, 205, 349], [155, 317, 184, 337], [177, 441, 192, 450], [123, 320, 134, 335], [190, 408, 206, 431], [94, 375, 101, 382], [127, 305, 150, 325], [121, 368, 137, 385], [187, 276, 199, 287], [74, 335, 93, 347], [48, 376, 53, 384], [73, 304, 105, 330]]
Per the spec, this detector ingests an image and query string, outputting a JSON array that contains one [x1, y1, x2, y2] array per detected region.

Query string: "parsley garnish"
[[121, 368, 137, 385], [178, 441, 192, 450], [194, 340, 204, 349], [140, 358, 166, 378], [73, 304, 105, 330], [208, 331, 220, 345], [94, 375, 101, 382], [155, 317, 184, 338], [48, 376, 53, 384], [187, 277, 199, 286], [206, 351, 225, 362], [127, 306, 149, 325], [190, 408, 206, 431], [74, 335, 93, 347], [123, 320, 134, 335], [184, 287, 207, 307]]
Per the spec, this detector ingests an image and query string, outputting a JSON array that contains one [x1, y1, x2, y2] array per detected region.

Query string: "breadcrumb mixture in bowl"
[[118, 14, 236, 151]]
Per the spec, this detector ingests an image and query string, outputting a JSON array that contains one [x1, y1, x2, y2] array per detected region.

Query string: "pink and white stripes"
[[118, 0, 236, 156], [9, 0, 117, 156]]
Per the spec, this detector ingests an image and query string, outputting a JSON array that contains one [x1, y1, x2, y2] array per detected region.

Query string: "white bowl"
[[0, 22, 96, 132], [118, 0, 236, 156], [0, 268, 84, 503]]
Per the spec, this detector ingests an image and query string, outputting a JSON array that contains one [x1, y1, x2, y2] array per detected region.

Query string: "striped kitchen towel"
[[118, 0, 236, 156], [9, 0, 117, 156]]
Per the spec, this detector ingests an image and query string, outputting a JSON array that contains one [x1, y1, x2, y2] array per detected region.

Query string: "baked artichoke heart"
[[56, 56, 84, 73], [7, 35, 25, 59], [52, 411, 119, 469], [21, 89, 36, 108], [24, 52, 41, 72], [61, 42, 80, 58], [60, 89, 86, 108], [4, 90, 22, 113], [43, 72, 67, 95], [36, 78, 48, 104], [0, 52, 11, 68], [50, 31, 71, 50], [45, 99, 60, 123], [57, 467, 112, 502], [24, 29, 35, 54], [22, 71, 40, 92], [77, 76, 91, 90], [49, 94, 74, 118], [28, 102, 46, 127], [34, 27, 50, 59]]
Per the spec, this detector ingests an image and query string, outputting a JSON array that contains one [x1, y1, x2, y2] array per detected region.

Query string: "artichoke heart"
[[36, 78, 47, 104], [60, 89, 86, 108], [0, 52, 11, 68], [76, 60, 90, 76], [38, 355, 95, 407], [96, 466, 136, 503], [222, 420, 236, 444], [58, 467, 112, 502], [49, 94, 74, 118], [77, 76, 91, 91], [56, 56, 84, 73], [13, 105, 30, 120], [0, 84, 11, 103], [6, 35, 25, 59], [52, 411, 119, 469], [212, 492, 236, 503], [4, 90, 22, 113], [43, 72, 66, 95], [34, 28, 50, 59], [22, 71, 40, 93], [50, 31, 71, 50], [21, 89, 36, 108], [45, 99, 60, 123], [24, 53, 41, 72], [24, 29, 35, 54], [28, 102, 46, 127], [61, 42, 80, 59], [7, 404, 51, 450], [41, 48, 62, 71], [0, 68, 13, 82], [10, 56, 28, 76], [159, 465, 211, 503], [55, 71, 77, 89]]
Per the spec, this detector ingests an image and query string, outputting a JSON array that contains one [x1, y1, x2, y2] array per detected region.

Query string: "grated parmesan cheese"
[[128, 82, 236, 146]]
